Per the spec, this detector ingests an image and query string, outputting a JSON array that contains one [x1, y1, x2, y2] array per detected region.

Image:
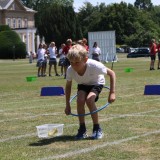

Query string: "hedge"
[[0, 30, 26, 59]]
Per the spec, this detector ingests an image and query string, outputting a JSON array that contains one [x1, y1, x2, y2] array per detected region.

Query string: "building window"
[[24, 19, 28, 28], [6, 18, 11, 27], [18, 18, 22, 28], [13, 18, 16, 28]]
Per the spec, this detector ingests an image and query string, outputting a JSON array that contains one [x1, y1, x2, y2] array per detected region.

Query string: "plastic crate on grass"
[[36, 124, 64, 138]]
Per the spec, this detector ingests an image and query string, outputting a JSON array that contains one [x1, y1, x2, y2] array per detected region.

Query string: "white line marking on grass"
[[1, 108, 160, 123], [0, 98, 61, 105], [37, 130, 160, 160], [0, 133, 36, 143], [0, 113, 62, 123], [1, 102, 65, 112], [108, 109, 160, 117], [1, 96, 160, 113]]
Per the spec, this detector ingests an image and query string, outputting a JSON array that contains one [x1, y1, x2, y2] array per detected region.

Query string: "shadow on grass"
[[29, 135, 91, 146]]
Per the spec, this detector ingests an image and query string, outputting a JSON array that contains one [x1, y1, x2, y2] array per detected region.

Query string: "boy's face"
[[70, 57, 87, 73]]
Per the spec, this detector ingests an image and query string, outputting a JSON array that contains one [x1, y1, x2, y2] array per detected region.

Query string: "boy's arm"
[[65, 80, 72, 115], [106, 68, 116, 103]]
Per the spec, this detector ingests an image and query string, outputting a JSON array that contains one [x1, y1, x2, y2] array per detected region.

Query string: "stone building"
[[0, 0, 40, 54]]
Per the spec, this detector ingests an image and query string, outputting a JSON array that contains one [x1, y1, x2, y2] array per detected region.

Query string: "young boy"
[[65, 44, 116, 140]]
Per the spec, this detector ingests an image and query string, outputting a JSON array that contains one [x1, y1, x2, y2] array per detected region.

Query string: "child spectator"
[[58, 43, 66, 76], [48, 42, 60, 76]]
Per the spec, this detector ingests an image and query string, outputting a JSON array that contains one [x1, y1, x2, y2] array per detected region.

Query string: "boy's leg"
[[86, 91, 99, 124], [86, 89, 103, 139], [75, 90, 88, 140]]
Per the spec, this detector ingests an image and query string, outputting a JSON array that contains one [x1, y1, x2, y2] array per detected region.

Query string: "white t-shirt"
[[92, 47, 101, 55], [48, 47, 57, 58], [37, 48, 45, 61], [59, 48, 65, 59], [66, 59, 107, 85]]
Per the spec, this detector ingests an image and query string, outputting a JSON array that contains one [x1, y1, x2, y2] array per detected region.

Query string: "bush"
[[0, 30, 26, 59], [0, 25, 11, 32]]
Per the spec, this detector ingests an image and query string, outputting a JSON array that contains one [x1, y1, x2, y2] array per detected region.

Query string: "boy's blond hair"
[[67, 44, 88, 61]]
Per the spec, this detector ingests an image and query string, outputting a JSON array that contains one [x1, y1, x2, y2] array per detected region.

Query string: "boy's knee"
[[86, 97, 95, 106], [77, 97, 85, 104]]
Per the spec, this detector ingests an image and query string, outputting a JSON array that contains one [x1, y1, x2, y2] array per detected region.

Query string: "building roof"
[[0, 0, 12, 9], [0, 0, 36, 12]]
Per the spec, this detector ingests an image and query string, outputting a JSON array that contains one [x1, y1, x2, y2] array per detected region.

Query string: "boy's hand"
[[108, 92, 115, 103], [65, 105, 71, 115]]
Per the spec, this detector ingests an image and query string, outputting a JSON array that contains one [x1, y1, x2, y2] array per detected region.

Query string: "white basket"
[[36, 124, 64, 138]]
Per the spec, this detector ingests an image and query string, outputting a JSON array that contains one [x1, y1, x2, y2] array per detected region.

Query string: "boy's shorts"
[[77, 84, 103, 102]]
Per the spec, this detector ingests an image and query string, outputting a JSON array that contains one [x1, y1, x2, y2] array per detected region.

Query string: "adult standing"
[[48, 42, 59, 76], [91, 42, 101, 62], [157, 40, 160, 69], [63, 39, 72, 79], [149, 39, 157, 70]]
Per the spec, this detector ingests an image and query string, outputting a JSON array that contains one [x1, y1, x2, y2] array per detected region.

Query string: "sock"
[[93, 124, 100, 131], [79, 123, 86, 131]]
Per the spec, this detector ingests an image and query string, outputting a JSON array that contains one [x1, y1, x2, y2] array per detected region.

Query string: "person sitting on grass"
[[64, 44, 116, 140]]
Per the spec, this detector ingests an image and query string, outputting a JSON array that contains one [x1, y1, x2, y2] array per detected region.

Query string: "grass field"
[[0, 54, 160, 160]]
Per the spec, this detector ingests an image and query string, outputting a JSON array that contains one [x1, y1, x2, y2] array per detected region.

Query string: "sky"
[[73, 0, 160, 12]]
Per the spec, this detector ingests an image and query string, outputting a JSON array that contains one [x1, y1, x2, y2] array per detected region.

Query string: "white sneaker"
[[92, 129, 103, 139]]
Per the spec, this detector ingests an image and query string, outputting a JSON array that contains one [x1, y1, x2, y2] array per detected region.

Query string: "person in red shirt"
[[157, 40, 160, 69], [149, 39, 157, 70], [63, 39, 72, 78]]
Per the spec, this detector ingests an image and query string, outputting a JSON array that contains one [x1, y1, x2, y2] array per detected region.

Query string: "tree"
[[134, 0, 153, 10], [77, 2, 104, 38], [21, 0, 74, 10], [0, 25, 26, 59], [37, 3, 82, 47]]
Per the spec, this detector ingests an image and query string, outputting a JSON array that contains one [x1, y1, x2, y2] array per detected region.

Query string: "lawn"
[[0, 55, 160, 160]]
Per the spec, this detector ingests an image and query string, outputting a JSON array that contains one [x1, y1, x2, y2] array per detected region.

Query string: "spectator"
[[157, 40, 160, 69], [91, 42, 101, 61], [43, 44, 48, 76], [149, 39, 157, 70], [29, 51, 33, 63], [82, 38, 89, 52], [63, 39, 72, 79], [58, 43, 66, 76], [48, 42, 60, 76], [36, 43, 46, 77]]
